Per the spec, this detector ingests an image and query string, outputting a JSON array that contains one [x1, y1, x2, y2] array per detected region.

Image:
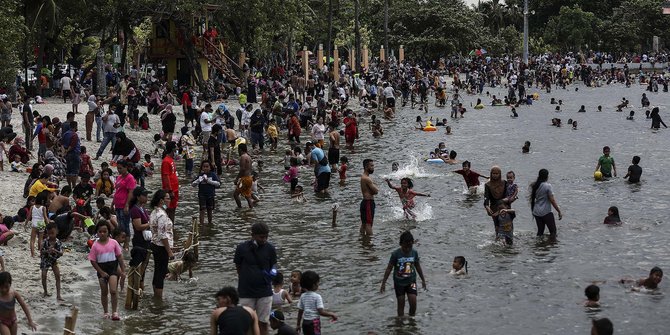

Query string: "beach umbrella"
[[480, 48, 488, 54], [475, 49, 483, 56], [323, 56, 334, 63]]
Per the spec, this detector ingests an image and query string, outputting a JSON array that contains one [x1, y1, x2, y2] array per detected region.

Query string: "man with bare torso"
[[328, 122, 340, 171], [234, 143, 254, 208], [360, 159, 378, 236]]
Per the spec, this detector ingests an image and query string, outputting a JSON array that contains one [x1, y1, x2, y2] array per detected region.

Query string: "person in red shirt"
[[288, 113, 301, 144], [181, 88, 195, 127], [453, 160, 488, 195], [161, 141, 179, 223], [343, 112, 358, 149]]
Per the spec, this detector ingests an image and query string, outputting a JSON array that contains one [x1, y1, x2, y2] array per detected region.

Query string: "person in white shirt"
[[199, 104, 214, 146], [60, 75, 72, 103], [382, 82, 396, 113]]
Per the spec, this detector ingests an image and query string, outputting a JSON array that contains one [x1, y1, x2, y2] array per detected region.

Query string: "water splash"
[[383, 154, 441, 179], [388, 202, 434, 222]]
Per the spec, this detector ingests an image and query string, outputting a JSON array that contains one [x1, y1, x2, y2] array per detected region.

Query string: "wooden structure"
[[399, 45, 405, 63], [380, 46, 386, 62], [333, 47, 340, 81], [147, 4, 241, 87], [317, 44, 324, 69], [62, 306, 78, 335], [363, 46, 369, 70]]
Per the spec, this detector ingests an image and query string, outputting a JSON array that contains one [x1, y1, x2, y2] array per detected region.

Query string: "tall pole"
[[523, 0, 529, 65]]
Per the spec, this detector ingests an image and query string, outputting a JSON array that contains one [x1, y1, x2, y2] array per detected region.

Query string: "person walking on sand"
[[360, 159, 378, 236], [234, 143, 254, 208]]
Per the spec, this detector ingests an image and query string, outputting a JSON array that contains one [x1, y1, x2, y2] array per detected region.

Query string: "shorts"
[[32, 220, 46, 230], [238, 176, 253, 198], [96, 260, 119, 278], [394, 282, 418, 297], [360, 199, 376, 225], [316, 172, 330, 192], [301, 318, 322, 335], [0, 114, 10, 122], [250, 131, 264, 148], [65, 153, 81, 176], [239, 296, 272, 324], [198, 196, 215, 210], [200, 131, 211, 145], [328, 147, 340, 165], [168, 190, 179, 209], [386, 97, 396, 107]]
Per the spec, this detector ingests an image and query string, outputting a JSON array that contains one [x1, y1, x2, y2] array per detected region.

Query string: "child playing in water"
[[192, 160, 220, 225], [280, 150, 292, 170], [291, 185, 306, 203], [584, 284, 600, 307], [522, 141, 530, 153], [267, 119, 278, 151], [493, 203, 515, 245], [296, 270, 338, 333], [271, 271, 292, 308], [152, 134, 165, 156], [381, 231, 427, 317], [166, 250, 196, 281], [251, 172, 264, 203], [338, 156, 348, 186], [595, 146, 616, 178], [88, 220, 125, 320], [284, 157, 300, 193], [623, 156, 642, 183], [40, 224, 64, 301], [603, 206, 621, 225], [385, 178, 430, 220], [621, 267, 663, 290], [289, 270, 303, 298], [450, 256, 468, 275], [453, 161, 488, 194], [0, 272, 38, 333], [111, 228, 127, 290]]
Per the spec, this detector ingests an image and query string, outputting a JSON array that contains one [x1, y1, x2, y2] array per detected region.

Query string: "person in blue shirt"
[[307, 142, 331, 193]]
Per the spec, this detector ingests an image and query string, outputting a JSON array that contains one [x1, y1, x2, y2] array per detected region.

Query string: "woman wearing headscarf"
[[43, 151, 66, 178], [112, 132, 139, 163], [161, 104, 177, 141], [484, 166, 508, 237]]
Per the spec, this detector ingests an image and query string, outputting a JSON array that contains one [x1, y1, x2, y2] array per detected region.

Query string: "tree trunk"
[[120, 25, 131, 74], [384, 0, 389, 54], [355, 0, 361, 72], [326, 0, 333, 69]]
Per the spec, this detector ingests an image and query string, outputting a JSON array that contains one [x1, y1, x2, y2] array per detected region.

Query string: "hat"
[[270, 310, 285, 322], [305, 141, 314, 146], [132, 186, 150, 197]]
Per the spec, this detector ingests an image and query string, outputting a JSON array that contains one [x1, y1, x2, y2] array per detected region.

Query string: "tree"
[[0, 0, 25, 91], [543, 5, 601, 51]]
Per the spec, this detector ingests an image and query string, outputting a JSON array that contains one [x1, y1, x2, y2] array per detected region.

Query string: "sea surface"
[[45, 81, 670, 334]]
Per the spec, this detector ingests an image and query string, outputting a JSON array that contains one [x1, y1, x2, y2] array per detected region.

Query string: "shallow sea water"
[[50, 81, 670, 334]]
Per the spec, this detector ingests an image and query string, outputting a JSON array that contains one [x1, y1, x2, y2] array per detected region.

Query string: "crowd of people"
[[0, 48, 665, 334]]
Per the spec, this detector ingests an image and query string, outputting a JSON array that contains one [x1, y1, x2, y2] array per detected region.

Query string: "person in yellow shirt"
[[29, 173, 57, 198], [267, 119, 278, 151]]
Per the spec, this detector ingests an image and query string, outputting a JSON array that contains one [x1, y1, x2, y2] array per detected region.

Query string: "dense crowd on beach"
[[0, 50, 666, 334]]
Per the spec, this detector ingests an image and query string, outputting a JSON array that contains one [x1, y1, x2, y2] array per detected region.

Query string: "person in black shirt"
[[210, 286, 259, 335], [208, 125, 223, 175], [72, 172, 94, 222], [270, 310, 297, 335], [624, 155, 642, 183]]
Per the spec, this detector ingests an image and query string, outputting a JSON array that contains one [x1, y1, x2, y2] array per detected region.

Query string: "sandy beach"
[[0, 97, 178, 331]]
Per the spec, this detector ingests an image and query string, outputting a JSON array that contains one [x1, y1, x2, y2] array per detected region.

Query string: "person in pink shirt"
[[113, 160, 136, 250], [88, 220, 125, 320]]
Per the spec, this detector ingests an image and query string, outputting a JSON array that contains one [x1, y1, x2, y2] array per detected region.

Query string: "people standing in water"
[[484, 166, 508, 236], [453, 161, 488, 194], [530, 169, 562, 241], [650, 107, 667, 130], [233, 143, 254, 208], [595, 146, 616, 178], [380, 231, 427, 317], [623, 155, 642, 183], [360, 159, 378, 236]]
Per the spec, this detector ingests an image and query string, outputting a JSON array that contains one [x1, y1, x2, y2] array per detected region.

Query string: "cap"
[[132, 187, 150, 197], [270, 310, 285, 322]]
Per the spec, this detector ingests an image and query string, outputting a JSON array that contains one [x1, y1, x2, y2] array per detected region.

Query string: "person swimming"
[[603, 206, 621, 225]]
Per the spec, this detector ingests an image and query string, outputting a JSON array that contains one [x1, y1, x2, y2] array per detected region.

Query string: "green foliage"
[[0, 0, 25, 87], [543, 5, 601, 51]]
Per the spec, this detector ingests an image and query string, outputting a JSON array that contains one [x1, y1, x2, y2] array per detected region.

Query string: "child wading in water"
[[296, 270, 338, 334], [380, 231, 427, 317], [271, 271, 292, 308], [88, 220, 125, 320], [40, 224, 64, 301], [385, 178, 430, 220], [191, 160, 220, 225], [450, 256, 468, 275], [621, 267, 663, 290], [0, 272, 37, 333]]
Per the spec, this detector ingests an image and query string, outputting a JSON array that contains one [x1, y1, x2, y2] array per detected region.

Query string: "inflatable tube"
[[425, 158, 445, 164], [474, 104, 484, 109], [423, 126, 437, 132]]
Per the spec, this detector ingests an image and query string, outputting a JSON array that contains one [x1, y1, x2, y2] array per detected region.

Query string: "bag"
[[319, 155, 329, 166], [142, 230, 152, 241]]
